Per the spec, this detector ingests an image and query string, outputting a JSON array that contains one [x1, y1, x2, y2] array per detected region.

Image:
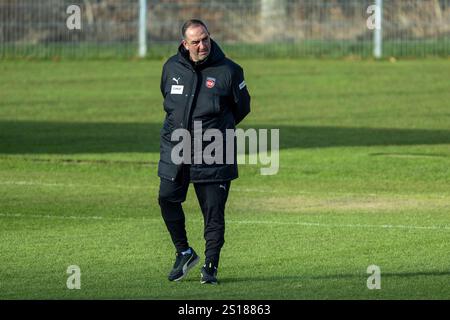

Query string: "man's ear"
[[182, 39, 189, 50]]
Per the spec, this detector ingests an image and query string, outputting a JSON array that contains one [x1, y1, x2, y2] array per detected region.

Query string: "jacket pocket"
[[158, 160, 180, 181]]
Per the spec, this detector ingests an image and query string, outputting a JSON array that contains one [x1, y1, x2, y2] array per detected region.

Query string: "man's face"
[[182, 25, 211, 62]]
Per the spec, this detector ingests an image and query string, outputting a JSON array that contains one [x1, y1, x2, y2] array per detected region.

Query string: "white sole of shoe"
[[173, 255, 200, 281], [200, 278, 218, 285]]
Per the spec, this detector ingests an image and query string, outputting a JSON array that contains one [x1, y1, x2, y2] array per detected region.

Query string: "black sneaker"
[[168, 248, 199, 281], [200, 263, 218, 285]]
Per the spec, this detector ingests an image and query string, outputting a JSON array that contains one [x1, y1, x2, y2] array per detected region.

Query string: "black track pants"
[[158, 165, 230, 267]]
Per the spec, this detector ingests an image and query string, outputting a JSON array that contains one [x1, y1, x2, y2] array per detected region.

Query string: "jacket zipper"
[[183, 69, 198, 132]]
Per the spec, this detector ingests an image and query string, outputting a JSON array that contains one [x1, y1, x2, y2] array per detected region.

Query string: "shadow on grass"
[[217, 271, 450, 284], [1, 120, 449, 154]]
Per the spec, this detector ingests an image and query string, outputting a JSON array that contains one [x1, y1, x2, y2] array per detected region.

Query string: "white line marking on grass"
[[0, 213, 161, 222], [0, 180, 309, 194], [0, 181, 152, 190], [1, 181, 73, 187], [0, 213, 104, 220], [1, 213, 448, 231], [1, 181, 276, 196], [225, 219, 450, 231]]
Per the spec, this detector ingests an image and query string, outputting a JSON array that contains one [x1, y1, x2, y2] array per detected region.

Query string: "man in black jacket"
[[158, 19, 251, 284]]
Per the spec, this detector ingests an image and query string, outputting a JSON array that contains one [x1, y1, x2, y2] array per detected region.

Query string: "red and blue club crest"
[[206, 77, 216, 89]]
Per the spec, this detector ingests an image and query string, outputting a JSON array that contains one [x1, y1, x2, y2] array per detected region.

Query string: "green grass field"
[[0, 59, 449, 299]]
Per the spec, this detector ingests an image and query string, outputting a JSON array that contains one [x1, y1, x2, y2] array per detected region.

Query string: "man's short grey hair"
[[181, 19, 209, 39]]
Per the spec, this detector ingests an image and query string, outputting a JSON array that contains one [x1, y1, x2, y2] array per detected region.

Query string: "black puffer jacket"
[[158, 39, 251, 183]]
